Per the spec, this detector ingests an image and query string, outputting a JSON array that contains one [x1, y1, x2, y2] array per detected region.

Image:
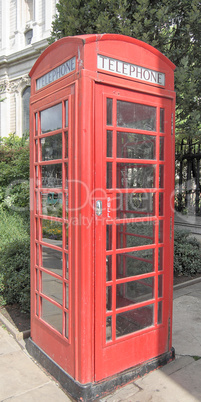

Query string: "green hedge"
[[174, 229, 201, 276]]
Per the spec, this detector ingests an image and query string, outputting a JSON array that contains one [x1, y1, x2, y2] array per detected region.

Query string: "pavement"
[[1, 280, 201, 401]]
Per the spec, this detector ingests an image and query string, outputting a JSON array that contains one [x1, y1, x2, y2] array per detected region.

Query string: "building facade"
[[0, 0, 58, 137]]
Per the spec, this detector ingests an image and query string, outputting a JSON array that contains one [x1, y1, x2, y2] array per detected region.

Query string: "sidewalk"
[[1, 280, 201, 401]]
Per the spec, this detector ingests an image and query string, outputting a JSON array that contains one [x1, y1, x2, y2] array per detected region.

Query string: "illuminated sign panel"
[[97, 54, 165, 86], [36, 56, 76, 90]]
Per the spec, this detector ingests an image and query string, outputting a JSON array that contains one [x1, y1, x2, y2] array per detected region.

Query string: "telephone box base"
[[26, 338, 175, 401]]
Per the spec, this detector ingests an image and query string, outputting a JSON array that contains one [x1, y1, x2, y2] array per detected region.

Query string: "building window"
[[22, 86, 31, 134], [25, 29, 33, 45]]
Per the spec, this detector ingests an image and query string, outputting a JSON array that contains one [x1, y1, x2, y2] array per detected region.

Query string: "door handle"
[[96, 200, 102, 216]]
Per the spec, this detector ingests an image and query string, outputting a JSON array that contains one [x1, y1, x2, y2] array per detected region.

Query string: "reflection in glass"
[[106, 316, 112, 342], [42, 219, 62, 246], [116, 249, 154, 279], [65, 253, 69, 279], [106, 255, 112, 281], [159, 220, 163, 243], [116, 221, 154, 249], [107, 131, 113, 157], [117, 101, 156, 131], [65, 224, 69, 250], [36, 244, 39, 266], [158, 274, 163, 297], [66, 284, 69, 309], [65, 100, 68, 127], [117, 163, 155, 188], [65, 132, 68, 158], [65, 313, 69, 338], [41, 298, 62, 333], [158, 301, 163, 324], [36, 294, 39, 316], [42, 271, 63, 305], [35, 140, 38, 162], [35, 113, 38, 135], [106, 225, 112, 250], [42, 164, 62, 188], [107, 98, 113, 126], [41, 192, 63, 217], [42, 246, 62, 275], [117, 192, 155, 218], [160, 109, 165, 133], [116, 304, 154, 337], [158, 248, 163, 271], [116, 277, 154, 308], [159, 193, 163, 216], [106, 286, 112, 311], [159, 165, 164, 188], [107, 162, 112, 188], [41, 103, 62, 133], [41, 133, 62, 161], [117, 132, 156, 159], [159, 137, 164, 160]]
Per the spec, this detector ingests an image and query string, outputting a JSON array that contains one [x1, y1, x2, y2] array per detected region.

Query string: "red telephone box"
[[29, 34, 176, 401]]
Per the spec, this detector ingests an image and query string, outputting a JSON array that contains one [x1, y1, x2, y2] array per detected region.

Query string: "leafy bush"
[[0, 133, 29, 212], [0, 203, 30, 312], [174, 229, 201, 276]]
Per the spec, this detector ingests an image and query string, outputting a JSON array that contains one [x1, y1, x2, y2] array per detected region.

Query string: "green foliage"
[[0, 208, 30, 312], [0, 134, 29, 212], [174, 229, 201, 276], [50, 0, 201, 144]]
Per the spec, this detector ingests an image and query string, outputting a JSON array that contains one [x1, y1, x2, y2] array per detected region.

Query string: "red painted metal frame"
[[29, 34, 175, 385]]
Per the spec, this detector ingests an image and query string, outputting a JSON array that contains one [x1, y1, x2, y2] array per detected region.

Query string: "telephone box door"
[[95, 84, 174, 381]]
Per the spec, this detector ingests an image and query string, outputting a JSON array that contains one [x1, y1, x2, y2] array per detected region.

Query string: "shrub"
[[0, 208, 30, 312], [174, 229, 201, 276]]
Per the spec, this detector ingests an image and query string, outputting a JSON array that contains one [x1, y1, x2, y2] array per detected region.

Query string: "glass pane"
[[158, 275, 163, 297], [42, 164, 62, 188], [117, 163, 155, 188], [35, 113, 38, 135], [106, 225, 112, 250], [117, 101, 156, 131], [65, 100, 68, 127], [41, 103, 62, 134], [159, 220, 163, 243], [42, 219, 62, 247], [158, 248, 163, 271], [107, 162, 112, 188], [160, 109, 165, 133], [35, 218, 39, 240], [41, 298, 62, 333], [65, 132, 68, 158], [117, 192, 155, 219], [159, 193, 163, 216], [107, 98, 113, 126], [158, 301, 163, 324], [66, 284, 69, 309], [41, 192, 63, 217], [106, 255, 112, 281], [116, 249, 154, 279], [36, 269, 39, 291], [159, 137, 164, 160], [65, 313, 69, 338], [107, 130, 113, 157], [117, 132, 156, 159], [159, 165, 164, 188], [35, 140, 38, 162], [65, 224, 69, 250], [35, 166, 38, 187], [42, 272, 63, 305], [36, 294, 39, 316], [41, 133, 62, 161], [36, 244, 39, 266], [116, 304, 154, 337], [42, 246, 62, 276], [106, 286, 112, 311], [116, 222, 154, 249], [65, 254, 69, 279], [106, 316, 112, 342], [116, 277, 154, 308]]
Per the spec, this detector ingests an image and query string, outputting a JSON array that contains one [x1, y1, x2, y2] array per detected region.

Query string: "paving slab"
[[173, 294, 201, 356], [4, 382, 70, 402], [0, 326, 21, 355]]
